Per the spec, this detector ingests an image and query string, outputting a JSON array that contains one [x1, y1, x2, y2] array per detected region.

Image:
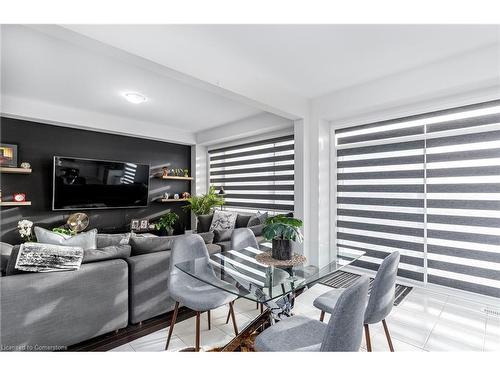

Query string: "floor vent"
[[482, 307, 500, 317]]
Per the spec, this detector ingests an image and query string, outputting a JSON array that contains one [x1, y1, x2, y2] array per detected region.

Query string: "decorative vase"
[[272, 239, 292, 261], [166, 227, 174, 236]]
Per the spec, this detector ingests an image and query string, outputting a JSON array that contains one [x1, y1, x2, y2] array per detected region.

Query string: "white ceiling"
[[64, 24, 500, 99], [0, 25, 263, 133]]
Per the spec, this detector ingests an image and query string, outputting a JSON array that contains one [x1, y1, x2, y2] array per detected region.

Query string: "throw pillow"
[[249, 223, 265, 237], [209, 210, 238, 232], [130, 235, 180, 256], [214, 229, 232, 243], [1, 242, 14, 275], [83, 244, 131, 263], [247, 212, 269, 227], [196, 214, 214, 233], [235, 214, 252, 228], [34, 227, 98, 250], [198, 231, 215, 244], [96, 233, 131, 248], [7, 242, 83, 274]]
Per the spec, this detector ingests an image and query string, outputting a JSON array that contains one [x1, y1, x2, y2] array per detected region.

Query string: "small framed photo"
[[0, 143, 18, 167], [140, 219, 149, 230], [131, 219, 140, 230]]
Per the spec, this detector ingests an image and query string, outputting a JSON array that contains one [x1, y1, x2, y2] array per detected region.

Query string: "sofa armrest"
[[0, 259, 128, 350]]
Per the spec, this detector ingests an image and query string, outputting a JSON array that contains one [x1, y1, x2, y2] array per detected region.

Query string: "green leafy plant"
[[262, 214, 304, 242], [155, 212, 179, 231], [183, 186, 225, 216], [52, 227, 75, 236]]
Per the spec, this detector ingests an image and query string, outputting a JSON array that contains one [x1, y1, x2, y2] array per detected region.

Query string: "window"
[[335, 100, 500, 297], [208, 134, 294, 214]]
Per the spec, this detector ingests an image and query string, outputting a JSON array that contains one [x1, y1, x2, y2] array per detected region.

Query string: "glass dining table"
[[175, 242, 364, 351]]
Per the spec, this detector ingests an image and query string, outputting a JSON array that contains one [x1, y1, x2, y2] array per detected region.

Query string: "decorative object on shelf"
[[262, 215, 304, 261], [181, 192, 191, 199], [174, 193, 180, 200], [20, 162, 31, 169], [131, 219, 140, 230], [183, 186, 225, 216], [155, 212, 179, 236], [0, 143, 18, 167], [52, 227, 75, 236], [163, 192, 170, 199], [140, 219, 149, 230], [17, 219, 35, 242], [162, 167, 170, 178], [183, 168, 189, 178], [218, 186, 226, 196], [13, 193, 26, 202], [67, 212, 89, 233]]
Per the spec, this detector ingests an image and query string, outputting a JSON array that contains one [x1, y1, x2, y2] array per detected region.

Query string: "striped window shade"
[[208, 134, 294, 214], [335, 100, 500, 298]]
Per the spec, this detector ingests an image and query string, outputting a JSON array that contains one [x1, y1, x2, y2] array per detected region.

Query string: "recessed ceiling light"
[[123, 92, 147, 104]]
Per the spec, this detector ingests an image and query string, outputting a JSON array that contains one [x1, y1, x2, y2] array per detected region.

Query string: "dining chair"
[[313, 251, 400, 351], [254, 275, 370, 351], [165, 234, 239, 351], [230, 228, 259, 251]]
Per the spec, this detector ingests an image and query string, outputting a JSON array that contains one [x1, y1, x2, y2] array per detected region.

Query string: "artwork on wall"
[[0, 143, 18, 167]]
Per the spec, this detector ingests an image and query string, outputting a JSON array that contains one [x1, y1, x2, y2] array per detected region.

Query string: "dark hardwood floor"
[[68, 307, 196, 352]]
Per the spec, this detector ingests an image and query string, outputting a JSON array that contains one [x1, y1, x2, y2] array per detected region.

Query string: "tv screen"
[[53, 156, 150, 210]]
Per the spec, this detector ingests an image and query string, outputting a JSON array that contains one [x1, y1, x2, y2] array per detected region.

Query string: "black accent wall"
[[0, 117, 192, 244]]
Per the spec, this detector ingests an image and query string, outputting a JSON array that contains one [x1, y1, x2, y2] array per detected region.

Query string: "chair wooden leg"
[[364, 324, 372, 352], [382, 319, 394, 352], [225, 309, 231, 324], [319, 311, 325, 322], [207, 310, 211, 330], [165, 301, 179, 350], [229, 301, 239, 336], [256, 301, 259, 309], [195, 311, 201, 352], [260, 303, 264, 313]]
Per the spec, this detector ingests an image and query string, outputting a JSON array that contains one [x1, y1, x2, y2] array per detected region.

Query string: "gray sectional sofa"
[[0, 212, 268, 350]]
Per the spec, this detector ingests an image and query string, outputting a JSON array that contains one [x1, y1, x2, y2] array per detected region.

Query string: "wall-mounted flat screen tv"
[[53, 156, 150, 210]]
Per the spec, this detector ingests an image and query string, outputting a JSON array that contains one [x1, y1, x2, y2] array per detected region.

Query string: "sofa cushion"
[[34, 227, 98, 250], [214, 229, 232, 243], [247, 212, 268, 227], [235, 214, 252, 228], [198, 231, 214, 244], [83, 244, 132, 263], [206, 243, 222, 255], [196, 214, 213, 233], [217, 241, 232, 252], [249, 223, 265, 237], [96, 233, 131, 248], [210, 210, 237, 231], [1, 242, 13, 276], [130, 235, 179, 256]]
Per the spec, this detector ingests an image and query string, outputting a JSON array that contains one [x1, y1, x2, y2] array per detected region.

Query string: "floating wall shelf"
[[155, 198, 189, 203], [0, 201, 32, 207], [155, 176, 193, 181], [0, 167, 32, 174]]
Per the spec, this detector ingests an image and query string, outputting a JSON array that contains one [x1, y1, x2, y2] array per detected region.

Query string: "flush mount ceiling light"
[[123, 92, 147, 104]]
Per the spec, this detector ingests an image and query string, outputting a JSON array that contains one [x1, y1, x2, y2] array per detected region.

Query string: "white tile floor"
[[110, 284, 500, 352]]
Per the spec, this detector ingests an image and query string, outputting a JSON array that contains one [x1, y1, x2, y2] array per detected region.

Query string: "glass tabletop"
[[175, 242, 365, 304]]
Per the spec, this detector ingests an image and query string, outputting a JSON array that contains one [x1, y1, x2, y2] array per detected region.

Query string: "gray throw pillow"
[[83, 244, 131, 263], [97, 233, 131, 248], [1, 242, 14, 275], [198, 231, 215, 244], [247, 212, 269, 227], [197, 214, 214, 233], [5, 245, 23, 276], [214, 229, 233, 243], [249, 224, 265, 237], [130, 235, 180, 256], [34, 227, 97, 250], [235, 214, 252, 228]]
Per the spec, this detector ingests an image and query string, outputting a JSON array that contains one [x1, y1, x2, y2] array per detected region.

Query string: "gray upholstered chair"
[[313, 251, 400, 351], [165, 234, 239, 351], [254, 275, 369, 351], [230, 228, 259, 251]]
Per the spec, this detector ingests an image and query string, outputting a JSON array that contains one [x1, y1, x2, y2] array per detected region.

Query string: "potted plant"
[[183, 186, 225, 217], [155, 212, 179, 236], [262, 215, 304, 261], [183, 168, 189, 178]]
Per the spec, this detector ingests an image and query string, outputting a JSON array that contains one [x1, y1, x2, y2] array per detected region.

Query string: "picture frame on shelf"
[[0, 143, 18, 167]]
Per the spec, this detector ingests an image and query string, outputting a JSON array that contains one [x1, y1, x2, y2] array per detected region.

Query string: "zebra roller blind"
[[209, 134, 294, 213], [336, 100, 500, 297]]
